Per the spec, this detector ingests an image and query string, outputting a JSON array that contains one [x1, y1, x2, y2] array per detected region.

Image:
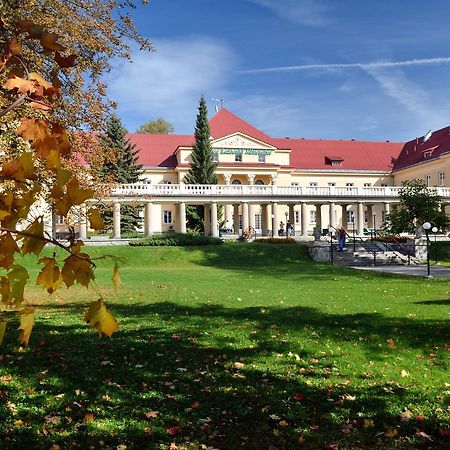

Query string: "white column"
[[79, 204, 87, 240], [315, 204, 322, 229], [144, 202, 153, 237], [224, 175, 233, 228], [367, 204, 374, 228], [211, 202, 219, 237], [341, 204, 348, 229], [271, 202, 279, 237], [233, 204, 240, 234], [204, 204, 211, 236], [242, 202, 249, 232], [261, 204, 269, 236], [301, 202, 308, 237], [329, 202, 336, 229], [357, 202, 364, 236], [113, 202, 121, 239], [288, 204, 295, 224], [384, 202, 391, 216], [249, 204, 257, 230], [51, 207, 57, 240], [179, 202, 186, 234]]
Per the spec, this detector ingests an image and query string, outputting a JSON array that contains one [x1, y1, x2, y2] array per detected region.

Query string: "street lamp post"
[[285, 211, 289, 238], [422, 222, 432, 277], [432, 226, 438, 264]]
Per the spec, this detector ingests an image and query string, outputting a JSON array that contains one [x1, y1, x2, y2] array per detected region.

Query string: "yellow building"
[[65, 109, 450, 239]]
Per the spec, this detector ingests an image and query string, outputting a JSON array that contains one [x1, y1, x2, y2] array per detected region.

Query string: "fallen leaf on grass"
[[144, 410, 159, 419], [294, 392, 304, 401], [167, 426, 181, 436], [84, 412, 94, 422]]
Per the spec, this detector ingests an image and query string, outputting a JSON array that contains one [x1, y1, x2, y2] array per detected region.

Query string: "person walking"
[[338, 227, 346, 252]]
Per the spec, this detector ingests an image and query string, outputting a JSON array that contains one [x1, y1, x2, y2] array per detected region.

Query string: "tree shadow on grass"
[[414, 299, 450, 305], [1, 301, 448, 449]]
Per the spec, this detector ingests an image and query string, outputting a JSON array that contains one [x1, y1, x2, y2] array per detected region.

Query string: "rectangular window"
[[235, 153, 242, 162], [309, 182, 318, 187], [163, 210, 172, 224], [364, 183, 372, 187], [346, 183, 354, 187], [255, 214, 262, 229], [425, 175, 431, 187], [309, 210, 316, 224], [213, 150, 219, 162], [328, 182, 336, 187], [331, 160, 342, 166], [258, 154, 265, 163], [295, 211, 300, 223], [347, 211, 355, 223], [56, 215, 65, 225], [438, 171, 445, 186]]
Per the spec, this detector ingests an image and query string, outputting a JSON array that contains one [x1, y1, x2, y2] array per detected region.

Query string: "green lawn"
[[0, 243, 449, 450]]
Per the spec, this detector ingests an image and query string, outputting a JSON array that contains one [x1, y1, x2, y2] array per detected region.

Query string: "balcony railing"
[[107, 184, 450, 200]]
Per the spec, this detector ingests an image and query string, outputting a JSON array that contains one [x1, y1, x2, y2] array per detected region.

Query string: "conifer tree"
[[98, 116, 144, 234], [184, 97, 218, 230]]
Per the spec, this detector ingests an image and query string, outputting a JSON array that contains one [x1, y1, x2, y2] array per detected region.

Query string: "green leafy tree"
[[184, 97, 218, 230], [136, 118, 175, 134], [383, 179, 450, 234], [98, 116, 144, 233]]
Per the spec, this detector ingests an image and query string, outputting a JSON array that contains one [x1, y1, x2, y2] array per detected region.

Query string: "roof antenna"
[[212, 98, 224, 112]]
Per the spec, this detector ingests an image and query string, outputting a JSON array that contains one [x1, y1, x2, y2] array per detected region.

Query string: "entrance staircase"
[[331, 242, 419, 267]]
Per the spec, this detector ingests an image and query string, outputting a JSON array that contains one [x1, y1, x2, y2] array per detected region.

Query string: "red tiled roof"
[[209, 108, 272, 142], [270, 137, 402, 172], [127, 133, 193, 167], [393, 126, 450, 171], [126, 110, 405, 172]]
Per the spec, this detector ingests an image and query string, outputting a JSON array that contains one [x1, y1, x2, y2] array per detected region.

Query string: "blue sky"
[[106, 0, 450, 142]]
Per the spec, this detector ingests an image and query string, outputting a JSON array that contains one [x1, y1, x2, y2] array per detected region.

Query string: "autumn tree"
[[383, 179, 450, 234], [0, 1, 151, 345], [136, 118, 174, 134], [98, 115, 144, 234], [184, 96, 218, 230]]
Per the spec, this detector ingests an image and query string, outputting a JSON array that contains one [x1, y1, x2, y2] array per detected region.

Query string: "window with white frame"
[[347, 210, 355, 223], [255, 214, 262, 229], [438, 171, 445, 186], [258, 154, 265, 163], [56, 215, 65, 225], [295, 211, 300, 223], [235, 153, 242, 162], [425, 175, 431, 187], [309, 210, 316, 223], [309, 182, 318, 187], [163, 210, 172, 224]]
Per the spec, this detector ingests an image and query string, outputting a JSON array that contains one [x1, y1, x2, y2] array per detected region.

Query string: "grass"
[[0, 243, 449, 449]]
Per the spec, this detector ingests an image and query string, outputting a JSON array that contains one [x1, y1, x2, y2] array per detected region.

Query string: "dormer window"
[[422, 145, 438, 159], [325, 155, 344, 166]]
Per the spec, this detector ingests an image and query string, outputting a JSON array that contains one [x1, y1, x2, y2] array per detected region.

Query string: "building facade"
[[58, 109, 450, 238]]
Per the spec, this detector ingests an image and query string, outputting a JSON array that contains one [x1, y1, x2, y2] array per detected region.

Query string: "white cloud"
[[249, 0, 331, 26], [106, 37, 236, 133], [364, 67, 449, 130], [240, 57, 450, 74]]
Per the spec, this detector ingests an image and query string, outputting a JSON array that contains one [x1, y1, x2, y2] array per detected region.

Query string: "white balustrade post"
[[113, 202, 121, 239]]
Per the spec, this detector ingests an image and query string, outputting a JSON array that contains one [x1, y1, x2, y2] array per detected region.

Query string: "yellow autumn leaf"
[[84, 299, 119, 337], [7, 265, 29, 306], [20, 218, 46, 256], [112, 264, 122, 289], [18, 307, 35, 346], [61, 254, 95, 288], [0, 321, 7, 346], [28, 72, 52, 90], [36, 257, 63, 294], [0, 233, 20, 269], [88, 208, 104, 231]]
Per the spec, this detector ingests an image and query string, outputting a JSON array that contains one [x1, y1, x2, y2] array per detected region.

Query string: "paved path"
[[352, 265, 450, 279]]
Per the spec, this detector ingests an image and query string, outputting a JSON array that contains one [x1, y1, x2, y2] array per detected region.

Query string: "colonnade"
[[82, 200, 396, 239]]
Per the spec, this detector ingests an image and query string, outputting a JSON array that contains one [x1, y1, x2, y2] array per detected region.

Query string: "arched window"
[[254, 179, 265, 185], [232, 179, 242, 185]]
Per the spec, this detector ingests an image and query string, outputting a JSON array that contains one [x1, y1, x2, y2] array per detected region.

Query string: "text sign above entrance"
[[218, 148, 273, 155]]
